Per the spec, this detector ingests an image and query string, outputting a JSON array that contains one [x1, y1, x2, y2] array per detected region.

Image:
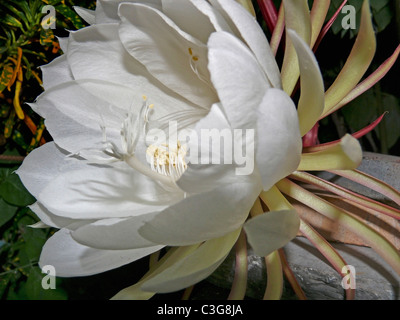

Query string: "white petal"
[[31, 80, 126, 154], [38, 164, 183, 220], [16, 142, 82, 198], [67, 24, 200, 115], [73, 6, 95, 25], [39, 229, 162, 277], [40, 55, 74, 90], [243, 210, 300, 257], [177, 103, 237, 194], [211, 0, 281, 88], [95, 0, 162, 24], [208, 31, 269, 129], [139, 175, 261, 246], [190, 0, 233, 32], [71, 213, 162, 250], [255, 89, 302, 191], [161, 0, 231, 43], [161, 0, 215, 43], [57, 36, 69, 53], [30, 202, 93, 230], [68, 23, 148, 86], [118, 3, 217, 109], [141, 229, 240, 293]]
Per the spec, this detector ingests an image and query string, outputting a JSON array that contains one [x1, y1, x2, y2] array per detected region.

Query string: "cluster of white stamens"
[[96, 96, 188, 187]]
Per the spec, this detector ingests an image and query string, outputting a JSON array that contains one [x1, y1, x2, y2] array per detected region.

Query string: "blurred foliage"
[[0, 0, 94, 156], [0, 0, 399, 300], [0, 0, 95, 300], [329, 0, 394, 38]]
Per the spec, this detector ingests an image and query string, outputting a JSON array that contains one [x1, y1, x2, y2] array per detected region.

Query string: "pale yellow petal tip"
[[340, 134, 363, 168]]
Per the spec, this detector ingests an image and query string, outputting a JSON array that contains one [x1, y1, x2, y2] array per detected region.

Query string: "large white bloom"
[[17, 0, 303, 294]]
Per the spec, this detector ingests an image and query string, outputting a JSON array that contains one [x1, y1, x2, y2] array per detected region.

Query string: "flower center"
[[146, 141, 187, 181]]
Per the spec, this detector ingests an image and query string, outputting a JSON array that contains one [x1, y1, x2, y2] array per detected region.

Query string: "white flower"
[[17, 0, 302, 294]]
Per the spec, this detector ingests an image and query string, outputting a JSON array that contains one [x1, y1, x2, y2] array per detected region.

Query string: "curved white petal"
[[161, 0, 231, 43], [141, 229, 240, 293], [57, 36, 69, 53], [38, 164, 183, 220], [243, 210, 300, 257], [161, 0, 216, 43], [211, 0, 281, 88], [67, 24, 200, 115], [95, 0, 162, 24], [71, 212, 162, 250], [30, 202, 94, 230], [208, 31, 269, 129], [68, 23, 151, 87], [73, 6, 95, 25], [177, 103, 239, 194], [30, 80, 126, 154], [118, 3, 217, 109], [39, 229, 162, 277], [40, 55, 74, 90], [255, 89, 302, 191], [16, 142, 82, 198], [139, 174, 261, 246]]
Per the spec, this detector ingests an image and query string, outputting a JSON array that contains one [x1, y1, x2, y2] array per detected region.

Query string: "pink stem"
[[313, 0, 348, 52], [257, 0, 278, 33]]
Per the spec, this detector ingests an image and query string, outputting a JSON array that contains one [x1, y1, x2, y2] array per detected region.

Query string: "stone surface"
[[208, 238, 400, 300]]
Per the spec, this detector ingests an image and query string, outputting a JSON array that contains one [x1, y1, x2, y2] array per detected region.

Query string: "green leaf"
[[2, 14, 24, 28], [341, 91, 400, 150], [0, 273, 12, 298], [55, 4, 85, 29], [329, 0, 393, 37], [24, 267, 68, 300], [370, 0, 390, 12], [0, 198, 18, 227], [0, 63, 14, 93], [372, 5, 393, 33], [40, 27, 54, 47], [0, 173, 36, 207], [378, 93, 400, 149], [341, 89, 377, 131]]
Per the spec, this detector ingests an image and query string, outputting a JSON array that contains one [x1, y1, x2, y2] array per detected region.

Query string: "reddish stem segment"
[[257, 0, 278, 33]]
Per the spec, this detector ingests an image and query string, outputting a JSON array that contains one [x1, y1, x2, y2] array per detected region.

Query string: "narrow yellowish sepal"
[[298, 134, 362, 171], [322, 0, 376, 117], [281, 0, 312, 95]]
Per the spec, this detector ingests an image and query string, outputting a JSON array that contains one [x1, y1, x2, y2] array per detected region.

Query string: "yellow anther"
[[149, 104, 154, 109], [188, 47, 193, 56], [142, 95, 147, 101]]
